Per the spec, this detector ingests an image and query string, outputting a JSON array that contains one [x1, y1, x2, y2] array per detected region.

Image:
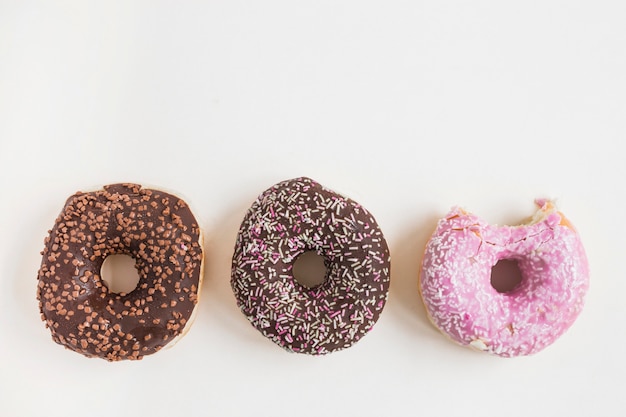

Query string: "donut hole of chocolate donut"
[[293, 251, 328, 289], [490, 259, 523, 293], [101, 254, 141, 294]]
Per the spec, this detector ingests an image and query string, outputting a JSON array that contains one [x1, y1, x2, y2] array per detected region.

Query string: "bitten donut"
[[37, 183, 204, 361], [419, 199, 589, 357], [231, 177, 391, 354]]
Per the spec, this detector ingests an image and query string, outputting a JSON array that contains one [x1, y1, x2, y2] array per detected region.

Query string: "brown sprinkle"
[[36, 183, 202, 361]]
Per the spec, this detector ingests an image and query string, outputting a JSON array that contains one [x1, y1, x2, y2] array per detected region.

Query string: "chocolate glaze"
[[37, 183, 203, 361], [231, 177, 391, 354]]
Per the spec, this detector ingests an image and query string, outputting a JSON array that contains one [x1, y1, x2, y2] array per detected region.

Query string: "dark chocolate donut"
[[231, 177, 390, 354], [37, 183, 203, 361]]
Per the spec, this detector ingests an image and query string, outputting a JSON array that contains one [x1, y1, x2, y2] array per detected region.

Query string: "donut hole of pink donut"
[[490, 259, 523, 294], [419, 200, 589, 357]]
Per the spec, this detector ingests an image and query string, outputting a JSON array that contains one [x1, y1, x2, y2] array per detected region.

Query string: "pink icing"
[[419, 200, 589, 357]]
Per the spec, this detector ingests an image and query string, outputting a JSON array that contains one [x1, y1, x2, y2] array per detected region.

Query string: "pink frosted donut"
[[419, 200, 589, 357]]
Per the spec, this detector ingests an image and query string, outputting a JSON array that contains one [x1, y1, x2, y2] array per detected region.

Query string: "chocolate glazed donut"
[[231, 177, 391, 354], [37, 183, 203, 361]]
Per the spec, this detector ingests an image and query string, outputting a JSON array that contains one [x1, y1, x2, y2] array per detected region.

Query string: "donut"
[[231, 177, 391, 354], [419, 199, 589, 357], [37, 183, 204, 361]]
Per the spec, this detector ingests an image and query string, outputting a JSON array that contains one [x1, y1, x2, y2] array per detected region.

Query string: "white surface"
[[1, 1, 625, 416]]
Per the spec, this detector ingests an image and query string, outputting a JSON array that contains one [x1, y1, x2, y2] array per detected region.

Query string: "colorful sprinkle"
[[419, 200, 589, 357], [231, 177, 391, 354]]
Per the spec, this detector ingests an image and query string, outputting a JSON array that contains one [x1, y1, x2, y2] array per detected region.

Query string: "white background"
[[1, 1, 625, 416]]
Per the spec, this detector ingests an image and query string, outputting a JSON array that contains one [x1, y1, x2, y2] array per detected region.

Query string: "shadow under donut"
[[386, 212, 445, 341], [197, 199, 281, 352], [13, 216, 52, 326]]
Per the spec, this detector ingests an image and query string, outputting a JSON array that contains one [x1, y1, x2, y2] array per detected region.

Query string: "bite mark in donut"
[[37, 183, 204, 361], [419, 199, 589, 357], [231, 177, 391, 354]]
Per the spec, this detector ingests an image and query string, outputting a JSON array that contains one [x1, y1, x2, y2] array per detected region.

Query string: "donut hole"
[[491, 259, 523, 293], [101, 254, 141, 294], [293, 251, 327, 289]]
